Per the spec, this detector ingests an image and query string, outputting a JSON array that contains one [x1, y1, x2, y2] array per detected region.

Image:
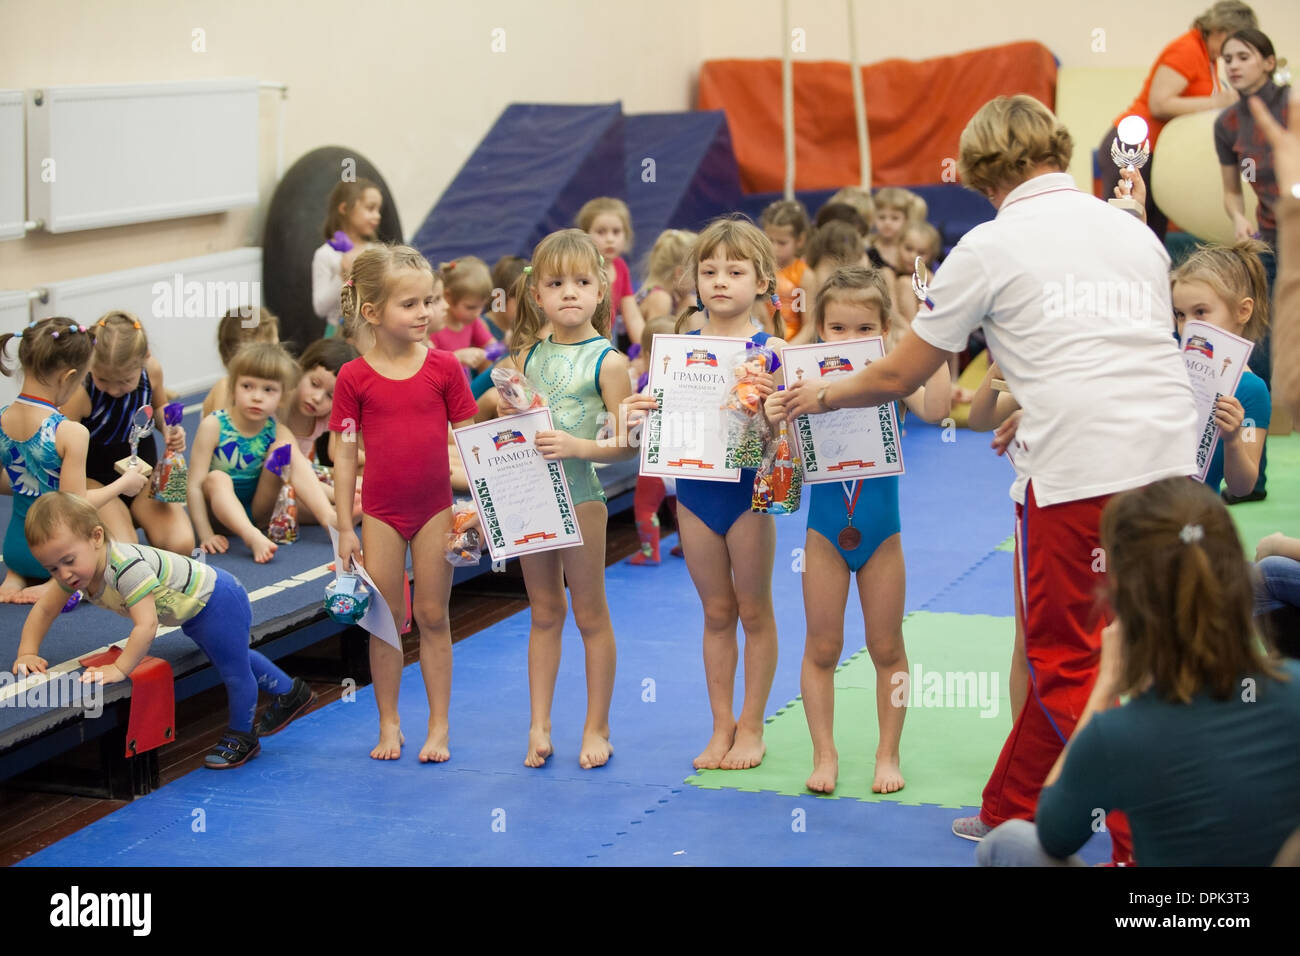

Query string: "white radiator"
[[30, 247, 262, 398], [0, 90, 24, 240], [25, 79, 259, 233]]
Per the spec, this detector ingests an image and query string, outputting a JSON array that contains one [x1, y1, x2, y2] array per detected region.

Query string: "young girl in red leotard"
[[330, 246, 480, 763]]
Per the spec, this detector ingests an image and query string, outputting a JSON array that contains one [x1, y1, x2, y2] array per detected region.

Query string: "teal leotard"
[[0, 399, 66, 580], [523, 335, 615, 506], [211, 410, 277, 513]]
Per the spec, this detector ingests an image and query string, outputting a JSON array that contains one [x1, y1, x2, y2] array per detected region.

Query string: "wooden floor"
[[0, 511, 659, 866]]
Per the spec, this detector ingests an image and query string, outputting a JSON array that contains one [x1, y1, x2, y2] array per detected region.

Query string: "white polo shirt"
[[913, 173, 1197, 506]]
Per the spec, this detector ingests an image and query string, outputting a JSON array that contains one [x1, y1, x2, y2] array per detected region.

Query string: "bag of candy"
[[751, 416, 802, 515], [266, 445, 298, 544], [723, 345, 775, 469], [491, 366, 547, 413], [445, 502, 483, 567], [151, 402, 189, 503]]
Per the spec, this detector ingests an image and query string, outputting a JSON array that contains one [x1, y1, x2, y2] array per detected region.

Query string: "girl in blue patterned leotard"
[[671, 218, 787, 774], [764, 265, 950, 797], [0, 318, 148, 597]]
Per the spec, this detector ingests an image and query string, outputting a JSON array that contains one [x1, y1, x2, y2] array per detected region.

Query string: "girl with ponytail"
[[1171, 239, 1272, 501]]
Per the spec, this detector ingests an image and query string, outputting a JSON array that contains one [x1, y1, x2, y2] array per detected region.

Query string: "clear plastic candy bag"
[[751, 418, 802, 515], [266, 445, 298, 544], [723, 345, 775, 469], [445, 502, 483, 567], [491, 366, 547, 414]]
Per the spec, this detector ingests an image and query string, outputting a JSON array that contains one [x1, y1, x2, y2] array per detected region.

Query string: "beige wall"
[[2, 0, 1297, 293], [699, 0, 1299, 70], [0, 0, 703, 289]]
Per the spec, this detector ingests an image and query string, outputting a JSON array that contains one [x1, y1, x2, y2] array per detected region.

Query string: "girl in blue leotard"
[[673, 218, 786, 772], [766, 266, 949, 795], [0, 318, 149, 602]]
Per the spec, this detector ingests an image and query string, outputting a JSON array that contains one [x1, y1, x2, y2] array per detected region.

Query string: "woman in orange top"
[[1096, 0, 1256, 238]]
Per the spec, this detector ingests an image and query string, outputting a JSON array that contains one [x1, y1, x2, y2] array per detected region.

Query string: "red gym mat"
[[79, 647, 175, 758]]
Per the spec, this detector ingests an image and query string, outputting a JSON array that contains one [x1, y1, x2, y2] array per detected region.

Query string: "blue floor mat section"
[[23, 412, 1069, 866]]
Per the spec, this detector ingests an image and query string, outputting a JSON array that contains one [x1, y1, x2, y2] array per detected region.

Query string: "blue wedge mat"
[[411, 103, 626, 268], [19, 406, 1046, 866], [623, 110, 743, 243]]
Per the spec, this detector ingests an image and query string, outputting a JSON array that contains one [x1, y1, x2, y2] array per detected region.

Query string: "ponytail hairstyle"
[[340, 244, 435, 342], [90, 310, 149, 373], [510, 229, 611, 357], [0, 316, 94, 385], [674, 216, 780, 334], [1100, 477, 1284, 704], [321, 178, 381, 241], [438, 256, 492, 306], [811, 265, 894, 341], [1222, 27, 1277, 69], [1170, 239, 1271, 342]]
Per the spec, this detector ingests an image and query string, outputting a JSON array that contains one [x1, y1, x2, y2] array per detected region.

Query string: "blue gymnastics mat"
[[20, 409, 1083, 866]]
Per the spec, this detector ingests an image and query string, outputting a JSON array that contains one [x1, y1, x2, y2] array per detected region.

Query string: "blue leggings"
[[181, 567, 294, 733], [3, 494, 49, 582]]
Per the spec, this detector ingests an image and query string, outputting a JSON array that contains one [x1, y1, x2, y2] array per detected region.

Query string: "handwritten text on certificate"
[[640, 334, 750, 482], [453, 408, 583, 561], [1181, 320, 1253, 482], [783, 337, 904, 483]]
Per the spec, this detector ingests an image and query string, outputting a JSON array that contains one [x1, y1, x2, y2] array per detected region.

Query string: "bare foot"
[[524, 727, 553, 768], [419, 724, 450, 763], [692, 725, 736, 770], [0, 570, 31, 603], [370, 725, 404, 760], [872, 753, 905, 794], [247, 531, 278, 563], [578, 729, 613, 769], [720, 726, 766, 770], [806, 750, 839, 793]]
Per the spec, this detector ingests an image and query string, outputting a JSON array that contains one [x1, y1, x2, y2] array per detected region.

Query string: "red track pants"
[[985, 483, 1133, 865]]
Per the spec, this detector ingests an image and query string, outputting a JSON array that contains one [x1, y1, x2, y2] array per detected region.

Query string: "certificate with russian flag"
[[783, 337, 905, 483], [640, 334, 752, 482], [1180, 320, 1253, 483], [454, 408, 583, 560]]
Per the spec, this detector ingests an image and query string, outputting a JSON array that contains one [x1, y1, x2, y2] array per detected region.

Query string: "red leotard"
[[329, 349, 479, 540]]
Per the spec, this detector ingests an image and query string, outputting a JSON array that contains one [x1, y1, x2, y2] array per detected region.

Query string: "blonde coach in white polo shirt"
[[786, 95, 1196, 864]]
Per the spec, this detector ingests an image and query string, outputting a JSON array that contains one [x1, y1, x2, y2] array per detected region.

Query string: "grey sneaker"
[[952, 815, 994, 842]]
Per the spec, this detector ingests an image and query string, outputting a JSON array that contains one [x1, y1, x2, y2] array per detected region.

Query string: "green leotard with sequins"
[[523, 334, 614, 506]]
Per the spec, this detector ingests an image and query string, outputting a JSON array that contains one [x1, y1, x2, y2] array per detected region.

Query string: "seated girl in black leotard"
[[61, 311, 194, 555]]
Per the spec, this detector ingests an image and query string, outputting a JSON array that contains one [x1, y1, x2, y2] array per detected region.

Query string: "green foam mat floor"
[[1227, 433, 1300, 556], [686, 611, 1013, 809]]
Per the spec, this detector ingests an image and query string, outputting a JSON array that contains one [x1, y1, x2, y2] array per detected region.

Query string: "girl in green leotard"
[[506, 229, 656, 771]]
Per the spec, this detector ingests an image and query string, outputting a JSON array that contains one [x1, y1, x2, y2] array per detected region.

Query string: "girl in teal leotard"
[[765, 266, 950, 797], [507, 229, 655, 771], [0, 318, 149, 602]]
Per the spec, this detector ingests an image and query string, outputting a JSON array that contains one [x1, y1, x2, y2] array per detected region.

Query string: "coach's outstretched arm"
[[783, 329, 951, 418]]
